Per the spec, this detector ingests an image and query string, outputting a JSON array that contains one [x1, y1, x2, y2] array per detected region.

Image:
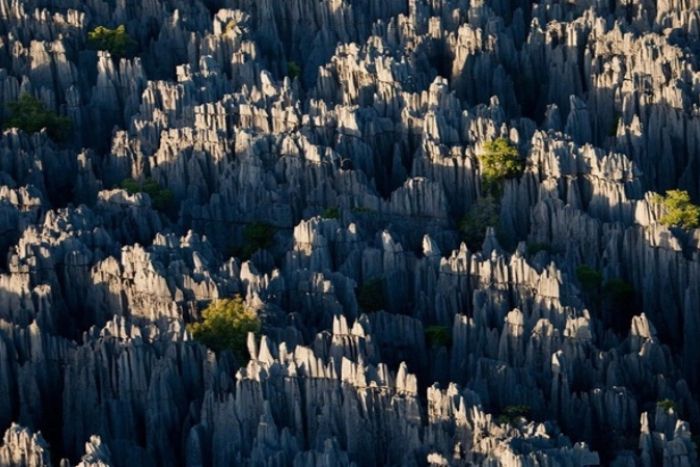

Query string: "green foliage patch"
[[287, 61, 301, 80], [497, 405, 531, 425], [576, 265, 603, 294], [425, 325, 451, 348], [121, 177, 175, 214], [652, 190, 700, 230], [3, 94, 72, 141], [526, 242, 553, 256], [603, 278, 635, 307], [241, 222, 276, 259], [479, 138, 523, 194], [88, 25, 137, 58], [187, 295, 261, 358], [459, 195, 500, 249], [657, 399, 676, 413], [321, 207, 340, 219], [356, 278, 386, 312]]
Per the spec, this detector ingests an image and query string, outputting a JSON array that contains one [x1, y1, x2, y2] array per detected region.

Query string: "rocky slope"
[[0, 0, 700, 465]]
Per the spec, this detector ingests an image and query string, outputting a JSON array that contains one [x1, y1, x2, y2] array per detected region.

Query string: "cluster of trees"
[[478, 138, 523, 194], [496, 405, 531, 426], [240, 222, 276, 259], [87, 25, 137, 58], [356, 277, 386, 312], [459, 138, 523, 248], [424, 325, 451, 348], [1, 26, 138, 142], [653, 189, 700, 230], [321, 207, 340, 219], [187, 295, 261, 359], [575, 265, 636, 333], [121, 178, 175, 215], [287, 61, 301, 80], [3, 94, 72, 141]]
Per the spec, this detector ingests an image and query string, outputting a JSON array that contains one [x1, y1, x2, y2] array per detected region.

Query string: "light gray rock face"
[[0, 424, 51, 467], [1, 0, 700, 466]]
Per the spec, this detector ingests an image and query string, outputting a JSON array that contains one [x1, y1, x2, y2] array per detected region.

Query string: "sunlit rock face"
[[1, 0, 700, 466]]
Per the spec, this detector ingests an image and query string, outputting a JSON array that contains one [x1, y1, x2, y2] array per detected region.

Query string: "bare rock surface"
[[0, 0, 700, 466]]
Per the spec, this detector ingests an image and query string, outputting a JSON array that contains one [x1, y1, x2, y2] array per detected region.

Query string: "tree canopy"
[[3, 94, 72, 141], [459, 195, 500, 249], [478, 138, 523, 193], [88, 25, 137, 58], [121, 177, 175, 214], [187, 296, 261, 358], [653, 189, 700, 230], [356, 278, 386, 312]]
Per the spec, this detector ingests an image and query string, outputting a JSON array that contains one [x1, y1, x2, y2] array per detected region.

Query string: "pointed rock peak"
[[481, 227, 502, 256], [257, 335, 275, 364], [381, 230, 401, 252], [504, 308, 525, 327], [630, 314, 657, 340], [246, 332, 258, 361], [422, 234, 441, 257], [332, 314, 349, 335], [544, 104, 562, 131], [77, 435, 112, 467]]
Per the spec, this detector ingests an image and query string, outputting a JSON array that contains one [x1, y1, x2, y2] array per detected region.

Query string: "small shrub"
[[356, 278, 385, 312], [351, 206, 372, 213], [459, 195, 500, 249], [3, 94, 72, 141], [479, 138, 522, 194], [576, 265, 603, 294], [497, 405, 531, 425], [603, 278, 636, 332], [287, 61, 301, 80], [657, 399, 676, 413], [425, 325, 451, 348], [227, 222, 276, 260], [187, 295, 260, 358], [120, 178, 140, 194], [321, 207, 340, 219], [121, 177, 174, 214], [88, 25, 137, 58], [241, 222, 276, 259], [652, 190, 700, 230], [603, 278, 634, 305], [526, 242, 552, 256]]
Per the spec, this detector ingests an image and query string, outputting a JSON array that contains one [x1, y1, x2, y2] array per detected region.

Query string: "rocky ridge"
[[0, 0, 699, 466]]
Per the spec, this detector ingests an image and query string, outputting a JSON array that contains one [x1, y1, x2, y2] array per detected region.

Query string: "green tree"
[[3, 94, 72, 141], [425, 325, 451, 348], [657, 399, 676, 413], [603, 278, 636, 333], [241, 222, 275, 259], [576, 265, 603, 294], [603, 278, 634, 307], [459, 195, 500, 249], [497, 405, 531, 425], [653, 190, 700, 229], [187, 295, 261, 358], [88, 25, 137, 58], [321, 207, 340, 219], [526, 242, 552, 256], [121, 177, 174, 214], [479, 138, 522, 194], [287, 61, 301, 80], [356, 278, 385, 312]]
